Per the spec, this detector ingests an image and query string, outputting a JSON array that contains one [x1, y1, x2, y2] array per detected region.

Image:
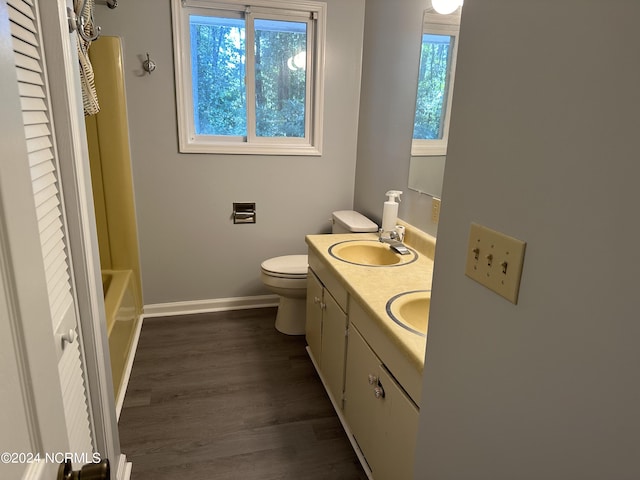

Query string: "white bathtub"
[[102, 269, 142, 419]]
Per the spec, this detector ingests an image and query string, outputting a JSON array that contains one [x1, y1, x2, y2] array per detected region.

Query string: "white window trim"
[[411, 10, 461, 157], [171, 0, 326, 155]]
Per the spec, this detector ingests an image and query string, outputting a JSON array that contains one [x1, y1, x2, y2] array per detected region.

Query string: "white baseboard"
[[114, 454, 131, 480], [143, 294, 279, 318]]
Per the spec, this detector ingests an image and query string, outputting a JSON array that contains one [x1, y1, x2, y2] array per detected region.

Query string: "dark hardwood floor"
[[118, 307, 367, 479]]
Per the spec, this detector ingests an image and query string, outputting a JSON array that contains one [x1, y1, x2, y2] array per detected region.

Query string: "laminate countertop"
[[305, 220, 435, 405]]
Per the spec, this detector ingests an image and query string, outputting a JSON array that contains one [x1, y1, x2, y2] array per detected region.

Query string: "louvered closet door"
[[7, 0, 94, 460]]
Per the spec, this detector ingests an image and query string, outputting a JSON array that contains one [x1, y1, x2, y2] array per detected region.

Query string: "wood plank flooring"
[[118, 307, 367, 479]]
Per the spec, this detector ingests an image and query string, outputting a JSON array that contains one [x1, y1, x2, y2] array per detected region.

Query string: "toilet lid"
[[332, 210, 378, 232], [261, 255, 308, 278]]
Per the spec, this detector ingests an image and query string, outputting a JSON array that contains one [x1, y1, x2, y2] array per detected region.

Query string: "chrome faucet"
[[379, 228, 411, 255], [379, 228, 400, 241]]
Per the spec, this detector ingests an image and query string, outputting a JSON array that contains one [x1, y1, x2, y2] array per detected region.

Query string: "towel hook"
[[76, 0, 101, 42], [142, 53, 157, 74], [77, 16, 101, 42]]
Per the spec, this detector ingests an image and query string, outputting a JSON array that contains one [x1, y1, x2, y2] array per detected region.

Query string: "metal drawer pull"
[[374, 385, 385, 399]]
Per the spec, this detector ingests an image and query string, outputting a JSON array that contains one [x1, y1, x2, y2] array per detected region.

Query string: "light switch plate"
[[431, 197, 441, 224], [464, 223, 526, 304]]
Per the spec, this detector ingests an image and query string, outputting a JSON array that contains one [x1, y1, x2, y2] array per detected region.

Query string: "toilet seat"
[[261, 255, 308, 279], [260, 211, 375, 336]]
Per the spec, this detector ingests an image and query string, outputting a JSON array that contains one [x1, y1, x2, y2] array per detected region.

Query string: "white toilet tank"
[[331, 210, 378, 234]]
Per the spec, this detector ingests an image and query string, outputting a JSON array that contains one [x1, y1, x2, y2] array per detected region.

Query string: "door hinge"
[[66, 7, 77, 33]]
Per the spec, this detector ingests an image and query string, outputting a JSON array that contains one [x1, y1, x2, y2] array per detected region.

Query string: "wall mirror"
[[407, 3, 461, 199]]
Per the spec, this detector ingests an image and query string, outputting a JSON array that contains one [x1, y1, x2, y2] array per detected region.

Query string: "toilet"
[[261, 210, 378, 335]]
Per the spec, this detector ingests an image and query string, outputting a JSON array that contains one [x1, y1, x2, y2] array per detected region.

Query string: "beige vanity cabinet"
[[306, 265, 348, 407], [344, 324, 419, 480]]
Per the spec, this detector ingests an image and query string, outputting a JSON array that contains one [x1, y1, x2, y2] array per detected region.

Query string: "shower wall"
[[85, 36, 142, 413]]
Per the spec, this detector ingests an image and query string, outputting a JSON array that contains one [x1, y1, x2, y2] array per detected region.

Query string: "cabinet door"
[[344, 325, 381, 465], [375, 366, 420, 480], [345, 325, 420, 480], [320, 289, 348, 407], [306, 270, 323, 362]]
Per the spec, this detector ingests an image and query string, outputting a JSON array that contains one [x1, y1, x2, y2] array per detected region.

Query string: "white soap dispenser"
[[381, 190, 402, 232]]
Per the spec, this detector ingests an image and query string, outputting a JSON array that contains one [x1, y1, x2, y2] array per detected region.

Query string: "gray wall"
[[96, 0, 366, 305], [354, 0, 444, 237], [415, 0, 640, 478]]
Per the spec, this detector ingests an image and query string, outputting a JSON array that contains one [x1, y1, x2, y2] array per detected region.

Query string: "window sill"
[[179, 139, 323, 156], [411, 143, 447, 157]]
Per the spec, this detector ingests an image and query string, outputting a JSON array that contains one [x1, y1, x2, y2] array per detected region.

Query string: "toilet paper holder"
[[233, 202, 256, 224]]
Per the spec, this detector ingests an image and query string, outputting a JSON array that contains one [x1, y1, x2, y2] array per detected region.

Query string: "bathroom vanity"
[[305, 223, 435, 480]]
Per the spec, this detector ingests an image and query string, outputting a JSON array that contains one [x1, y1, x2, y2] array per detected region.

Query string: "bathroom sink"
[[386, 290, 430, 336], [329, 240, 417, 267]]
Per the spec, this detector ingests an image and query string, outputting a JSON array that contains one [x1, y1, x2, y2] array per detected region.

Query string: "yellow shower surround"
[[85, 36, 142, 415]]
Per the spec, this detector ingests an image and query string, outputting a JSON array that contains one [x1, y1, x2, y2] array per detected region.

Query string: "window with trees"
[[172, 1, 326, 155], [412, 9, 460, 156]]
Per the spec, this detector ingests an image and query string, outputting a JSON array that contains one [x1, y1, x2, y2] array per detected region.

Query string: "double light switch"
[[464, 223, 526, 304]]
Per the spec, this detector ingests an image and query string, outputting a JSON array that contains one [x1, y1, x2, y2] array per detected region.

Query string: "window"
[[172, 0, 326, 155], [411, 10, 460, 156]]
